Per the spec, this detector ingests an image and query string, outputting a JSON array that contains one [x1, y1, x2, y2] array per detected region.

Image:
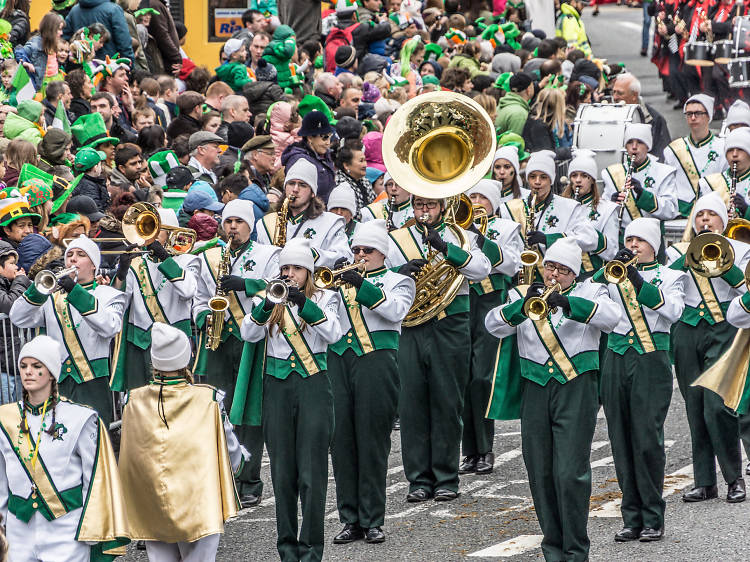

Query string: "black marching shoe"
[[639, 527, 664, 542], [682, 485, 718, 502], [727, 478, 746, 503], [614, 527, 641, 542], [476, 452, 495, 474], [240, 493, 261, 508], [333, 523, 365, 544], [406, 488, 432, 502], [434, 489, 459, 502], [365, 527, 386, 544], [459, 455, 478, 474]]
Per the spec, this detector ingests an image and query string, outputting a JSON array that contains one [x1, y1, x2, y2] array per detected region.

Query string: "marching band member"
[[359, 173, 414, 230], [256, 158, 353, 267], [386, 193, 491, 502], [666, 192, 749, 504], [493, 145, 529, 203], [9, 236, 127, 426], [500, 150, 597, 280], [241, 238, 342, 562], [563, 150, 619, 279], [663, 94, 727, 217], [110, 208, 200, 391], [326, 183, 359, 243], [460, 180, 521, 476], [601, 124, 679, 250], [485, 238, 620, 562], [193, 199, 280, 509], [697, 128, 750, 216], [328, 220, 416, 545], [594, 218, 686, 543], [0, 336, 128, 561], [119, 323, 246, 562]]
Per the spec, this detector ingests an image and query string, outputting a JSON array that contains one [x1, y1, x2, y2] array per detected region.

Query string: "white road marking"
[[468, 534, 544, 558], [591, 455, 614, 469], [386, 503, 431, 520], [387, 465, 404, 476], [618, 21, 642, 32]]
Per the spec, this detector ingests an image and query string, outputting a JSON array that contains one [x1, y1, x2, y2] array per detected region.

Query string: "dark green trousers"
[[203, 335, 263, 497], [462, 292, 501, 456], [123, 342, 151, 391], [263, 372, 333, 562], [329, 348, 398, 528], [672, 321, 741, 486], [740, 415, 750, 458], [398, 312, 470, 494], [601, 348, 672, 529], [520, 374, 598, 562], [59, 376, 114, 427]]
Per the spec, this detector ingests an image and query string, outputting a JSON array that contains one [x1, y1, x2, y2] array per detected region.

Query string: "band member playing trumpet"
[[359, 173, 414, 229], [485, 238, 620, 562], [697, 128, 750, 217], [386, 195, 491, 502], [666, 193, 750, 503], [10, 237, 127, 426], [110, 208, 200, 391], [256, 158, 353, 267], [493, 145, 529, 203], [241, 239, 342, 562], [663, 95, 727, 217], [460, 181, 521, 475], [193, 199, 280, 509], [563, 150, 619, 279], [500, 151, 597, 281], [602, 124, 679, 240], [328, 220, 416, 545], [594, 218, 686, 543]]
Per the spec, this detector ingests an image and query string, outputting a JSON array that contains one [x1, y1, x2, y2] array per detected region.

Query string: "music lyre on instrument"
[[520, 192, 540, 285], [617, 153, 635, 228]]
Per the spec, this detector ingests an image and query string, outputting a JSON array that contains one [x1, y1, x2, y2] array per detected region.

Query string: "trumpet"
[[266, 278, 298, 304], [34, 266, 78, 295], [314, 260, 366, 289], [604, 255, 638, 284], [523, 282, 562, 321]]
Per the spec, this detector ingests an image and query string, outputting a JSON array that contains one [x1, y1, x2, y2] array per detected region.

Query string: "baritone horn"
[[604, 255, 639, 284], [685, 232, 734, 278], [523, 282, 562, 321], [381, 91, 497, 326]]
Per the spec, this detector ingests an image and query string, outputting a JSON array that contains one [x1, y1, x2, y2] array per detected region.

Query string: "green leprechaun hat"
[[18, 163, 83, 213], [71, 113, 119, 149], [0, 197, 41, 226]]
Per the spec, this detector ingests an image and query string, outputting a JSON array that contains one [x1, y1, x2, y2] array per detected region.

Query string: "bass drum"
[[714, 40, 733, 64], [685, 41, 714, 66], [734, 16, 750, 58], [729, 57, 750, 88], [572, 103, 643, 174]]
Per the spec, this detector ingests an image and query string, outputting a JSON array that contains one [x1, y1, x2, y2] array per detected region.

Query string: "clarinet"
[[618, 154, 635, 228], [385, 195, 395, 231], [729, 161, 738, 220]]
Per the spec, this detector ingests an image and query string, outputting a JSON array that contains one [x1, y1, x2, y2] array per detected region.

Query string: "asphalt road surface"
[[123, 6, 750, 561]]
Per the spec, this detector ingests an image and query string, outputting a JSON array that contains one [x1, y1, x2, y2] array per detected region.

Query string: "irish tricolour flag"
[[8, 65, 35, 106]]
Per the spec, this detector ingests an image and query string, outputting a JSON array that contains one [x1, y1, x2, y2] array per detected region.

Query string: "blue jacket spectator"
[[63, 0, 135, 61]]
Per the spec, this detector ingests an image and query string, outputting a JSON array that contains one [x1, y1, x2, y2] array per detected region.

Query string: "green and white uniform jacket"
[[470, 216, 521, 296], [360, 198, 414, 229]]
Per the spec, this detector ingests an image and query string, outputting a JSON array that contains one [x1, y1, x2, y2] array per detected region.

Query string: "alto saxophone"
[[205, 235, 233, 350], [520, 192, 540, 285], [273, 195, 295, 246]]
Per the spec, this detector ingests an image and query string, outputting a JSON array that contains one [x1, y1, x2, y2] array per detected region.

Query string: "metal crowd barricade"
[[0, 313, 34, 405]]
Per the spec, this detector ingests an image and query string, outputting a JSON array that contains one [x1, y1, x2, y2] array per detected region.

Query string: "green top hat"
[[71, 113, 119, 149]]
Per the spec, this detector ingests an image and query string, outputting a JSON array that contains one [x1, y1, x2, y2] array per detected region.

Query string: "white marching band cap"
[[724, 126, 750, 155], [18, 335, 63, 381], [726, 100, 750, 128], [493, 145, 522, 188], [221, 199, 256, 232], [466, 179, 502, 214], [150, 322, 192, 372], [327, 183, 358, 216], [568, 149, 598, 182], [66, 235, 101, 272], [351, 219, 390, 256], [692, 191, 728, 233], [525, 150, 556, 183], [543, 238, 582, 276], [684, 93, 715, 118], [624, 123, 653, 151], [285, 158, 319, 195], [279, 238, 315, 273], [625, 217, 661, 253]]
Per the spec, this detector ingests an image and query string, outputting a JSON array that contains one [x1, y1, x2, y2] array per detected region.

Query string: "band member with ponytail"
[[485, 238, 620, 562], [666, 192, 750, 504], [360, 174, 414, 229], [386, 194, 491, 502], [241, 238, 342, 562], [594, 218, 686, 543], [493, 144, 529, 203], [328, 220, 415, 545], [119, 323, 247, 562], [460, 180, 521, 475], [9, 236, 127, 426], [0, 335, 128, 562], [563, 150, 619, 279]]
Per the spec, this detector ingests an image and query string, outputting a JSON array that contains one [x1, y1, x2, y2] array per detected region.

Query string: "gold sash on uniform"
[[531, 319, 578, 381], [53, 293, 96, 382], [505, 199, 528, 236], [606, 164, 641, 221], [669, 138, 701, 196], [204, 247, 245, 327], [342, 286, 374, 354], [133, 260, 167, 324], [617, 279, 656, 353], [672, 242, 724, 322], [703, 172, 731, 202], [281, 308, 320, 375], [389, 227, 425, 261]]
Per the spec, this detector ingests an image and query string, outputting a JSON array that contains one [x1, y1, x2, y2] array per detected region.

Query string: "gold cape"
[[118, 382, 240, 542]]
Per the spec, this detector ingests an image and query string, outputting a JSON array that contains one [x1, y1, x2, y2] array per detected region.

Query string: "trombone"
[[523, 282, 562, 321], [313, 260, 366, 289], [604, 255, 638, 284], [685, 231, 735, 278], [34, 266, 78, 295]]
